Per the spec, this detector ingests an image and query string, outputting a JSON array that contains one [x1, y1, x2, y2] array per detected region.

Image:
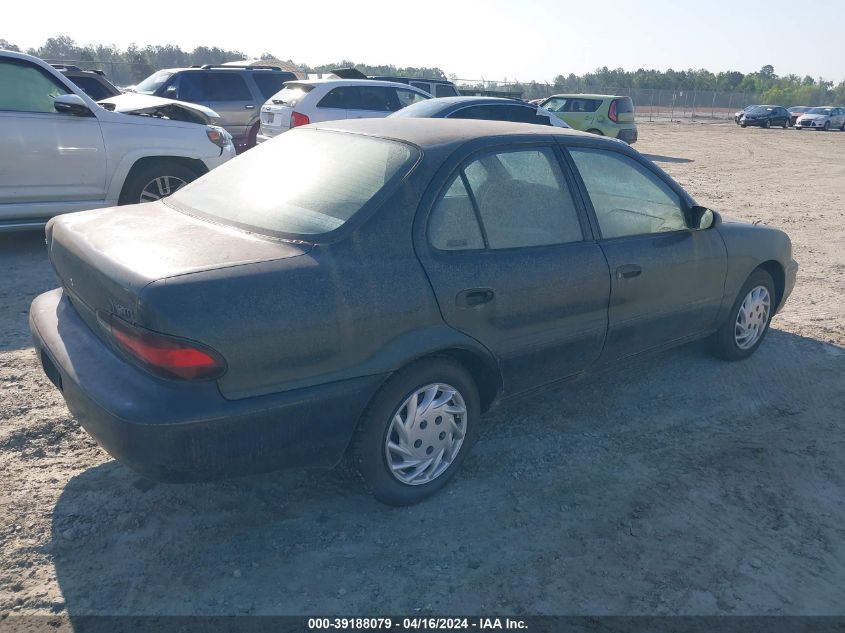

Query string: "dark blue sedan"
[[390, 96, 570, 128]]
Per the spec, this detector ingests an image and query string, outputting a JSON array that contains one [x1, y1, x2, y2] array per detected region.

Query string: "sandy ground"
[[1, 122, 843, 619]]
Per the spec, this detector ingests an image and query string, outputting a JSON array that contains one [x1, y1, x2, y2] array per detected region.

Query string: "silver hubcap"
[[139, 176, 188, 202], [385, 383, 467, 486], [734, 285, 771, 350]]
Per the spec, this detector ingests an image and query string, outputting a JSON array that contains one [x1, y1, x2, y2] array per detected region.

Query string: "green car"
[[539, 94, 637, 144]]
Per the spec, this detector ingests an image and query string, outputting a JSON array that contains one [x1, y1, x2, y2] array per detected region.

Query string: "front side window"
[[429, 147, 583, 251], [346, 86, 396, 112], [0, 60, 69, 113], [167, 129, 418, 237], [395, 88, 429, 109], [569, 148, 687, 239], [171, 73, 206, 101], [450, 104, 543, 124], [317, 87, 351, 109]]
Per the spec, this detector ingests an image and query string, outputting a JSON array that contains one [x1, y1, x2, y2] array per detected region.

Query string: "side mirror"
[[690, 206, 718, 230], [54, 94, 93, 117]]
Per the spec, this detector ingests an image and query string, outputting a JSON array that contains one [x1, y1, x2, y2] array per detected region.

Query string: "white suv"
[[0, 50, 236, 231], [257, 79, 431, 142]]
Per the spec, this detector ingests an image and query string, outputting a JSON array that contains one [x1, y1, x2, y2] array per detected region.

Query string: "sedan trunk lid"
[[47, 203, 311, 333]]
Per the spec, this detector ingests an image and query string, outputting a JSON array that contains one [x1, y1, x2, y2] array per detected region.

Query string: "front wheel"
[[350, 358, 480, 505], [119, 162, 199, 205], [782, 119, 788, 129], [763, 119, 770, 129], [823, 121, 831, 131], [709, 269, 775, 361]]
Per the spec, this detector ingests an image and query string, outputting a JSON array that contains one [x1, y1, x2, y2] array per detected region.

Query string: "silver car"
[[795, 107, 845, 131]]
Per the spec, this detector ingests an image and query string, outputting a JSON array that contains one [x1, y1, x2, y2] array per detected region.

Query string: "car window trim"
[[424, 139, 595, 255], [559, 141, 697, 242]]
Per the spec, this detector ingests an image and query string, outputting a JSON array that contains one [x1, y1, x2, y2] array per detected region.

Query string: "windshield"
[[788, 106, 808, 112], [748, 106, 773, 114], [390, 99, 451, 118], [166, 129, 419, 237], [806, 107, 832, 115], [133, 70, 173, 95]]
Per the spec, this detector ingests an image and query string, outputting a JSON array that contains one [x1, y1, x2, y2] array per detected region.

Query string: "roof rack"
[[199, 64, 283, 71]]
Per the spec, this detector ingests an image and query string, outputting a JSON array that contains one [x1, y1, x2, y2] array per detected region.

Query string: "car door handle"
[[456, 288, 495, 308], [245, 105, 255, 109], [616, 264, 642, 279]]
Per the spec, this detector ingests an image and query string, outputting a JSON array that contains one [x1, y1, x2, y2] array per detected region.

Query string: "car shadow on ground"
[[0, 230, 53, 352], [49, 329, 845, 616], [641, 154, 694, 164]]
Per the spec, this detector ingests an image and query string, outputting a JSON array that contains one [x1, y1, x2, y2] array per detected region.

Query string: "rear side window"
[[205, 73, 252, 101], [543, 97, 601, 113], [253, 73, 292, 100], [435, 84, 458, 98], [318, 87, 351, 109], [67, 75, 113, 101], [429, 147, 583, 250], [429, 176, 485, 251], [167, 129, 418, 237], [0, 60, 69, 113]]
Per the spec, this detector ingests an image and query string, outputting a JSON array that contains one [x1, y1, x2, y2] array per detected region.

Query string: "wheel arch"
[[756, 260, 785, 310], [115, 156, 209, 204]]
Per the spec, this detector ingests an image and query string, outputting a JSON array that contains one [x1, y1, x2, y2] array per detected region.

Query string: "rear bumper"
[[29, 289, 386, 482], [616, 127, 638, 144]]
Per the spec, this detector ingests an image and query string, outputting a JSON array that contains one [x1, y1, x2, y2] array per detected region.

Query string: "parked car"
[[390, 96, 569, 127], [330, 68, 460, 98], [738, 105, 790, 128], [0, 50, 235, 232], [539, 94, 637, 143], [371, 76, 460, 98], [127, 65, 298, 151], [733, 105, 755, 124], [257, 79, 430, 142], [51, 64, 121, 100], [787, 105, 811, 127], [795, 107, 845, 131], [30, 118, 797, 505]]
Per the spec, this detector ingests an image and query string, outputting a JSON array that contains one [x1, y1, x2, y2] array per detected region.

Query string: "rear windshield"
[[269, 83, 314, 106], [165, 129, 418, 237], [614, 97, 634, 114]]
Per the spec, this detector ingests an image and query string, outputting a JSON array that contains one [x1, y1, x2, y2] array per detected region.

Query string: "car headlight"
[[206, 126, 233, 148]]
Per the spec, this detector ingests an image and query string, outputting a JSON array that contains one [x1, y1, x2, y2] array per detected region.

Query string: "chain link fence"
[[49, 59, 767, 121]]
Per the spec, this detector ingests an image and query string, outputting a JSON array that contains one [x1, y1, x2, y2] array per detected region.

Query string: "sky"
[[4, 0, 844, 82]]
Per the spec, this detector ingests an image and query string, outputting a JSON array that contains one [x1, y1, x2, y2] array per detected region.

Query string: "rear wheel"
[[586, 128, 604, 136], [119, 162, 200, 205], [350, 358, 480, 506], [246, 122, 260, 150], [709, 269, 775, 361]]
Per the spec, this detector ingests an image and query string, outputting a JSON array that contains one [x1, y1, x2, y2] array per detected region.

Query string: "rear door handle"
[[456, 288, 495, 308], [616, 264, 642, 279]]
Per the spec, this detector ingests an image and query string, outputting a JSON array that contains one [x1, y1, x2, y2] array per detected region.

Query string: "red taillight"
[[608, 99, 618, 123], [100, 313, 226, 381], [290, 111, 310, 128]]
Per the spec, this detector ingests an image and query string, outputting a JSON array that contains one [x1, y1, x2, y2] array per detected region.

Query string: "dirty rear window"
[[165, 129, 418, 237]]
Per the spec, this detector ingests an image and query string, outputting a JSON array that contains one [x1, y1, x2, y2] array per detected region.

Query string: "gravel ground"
[[1, 122, 843, 619]]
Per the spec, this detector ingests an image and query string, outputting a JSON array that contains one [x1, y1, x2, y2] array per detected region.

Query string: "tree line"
[[2, 36, 843, 105]]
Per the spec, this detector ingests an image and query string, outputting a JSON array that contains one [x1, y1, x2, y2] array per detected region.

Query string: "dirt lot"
[[1, 122, 844, 619]]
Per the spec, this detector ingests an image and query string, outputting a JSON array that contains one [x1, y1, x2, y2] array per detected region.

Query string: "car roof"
[[545, 94, 626, 100], [310, 117, 595, 148], [286, 78, 431, 90], [371, 76, 455, 85]]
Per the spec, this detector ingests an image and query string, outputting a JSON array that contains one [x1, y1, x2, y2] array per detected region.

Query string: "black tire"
[[840, 121, 845, 131], [762, 119, 770, 129], [119, 161, 200, 205], [245, 122, 260, 150], [586, 128, 604, 136], [740, 123, 747, 128], [709, 269, 776, 361], [823, 121, 831, 131], [349, 358, 480, 506], [782, 119, 788, 129]]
